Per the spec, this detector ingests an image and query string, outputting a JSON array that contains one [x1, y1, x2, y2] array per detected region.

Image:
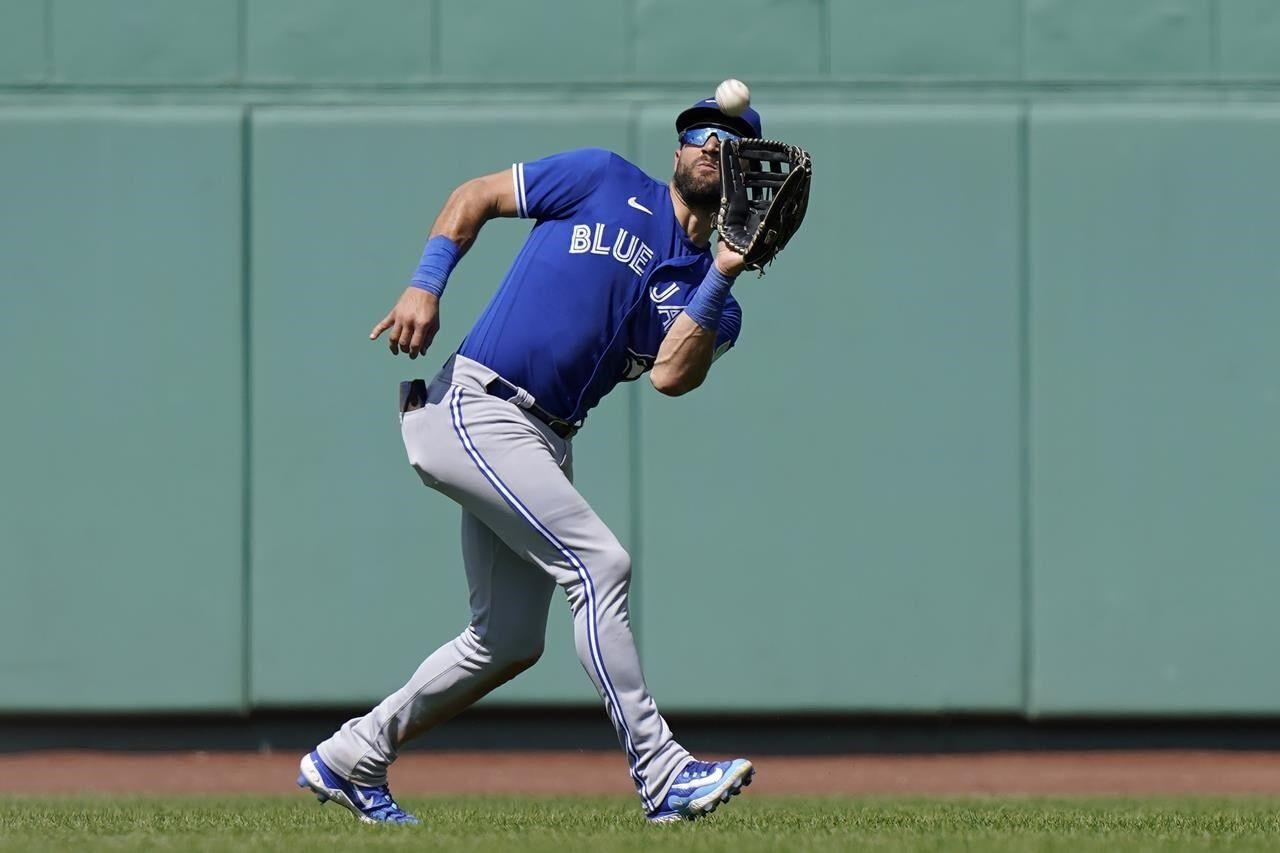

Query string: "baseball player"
[[297, 98, 778, 825]]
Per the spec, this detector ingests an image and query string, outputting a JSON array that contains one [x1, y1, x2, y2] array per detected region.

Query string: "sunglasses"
[[678, 126, 741, 147]]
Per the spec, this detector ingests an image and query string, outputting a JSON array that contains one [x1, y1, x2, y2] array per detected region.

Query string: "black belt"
[[485, 379, 579, 440]]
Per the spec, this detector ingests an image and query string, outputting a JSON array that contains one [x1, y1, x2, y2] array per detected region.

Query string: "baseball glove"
[[715, 137, 813, 273]]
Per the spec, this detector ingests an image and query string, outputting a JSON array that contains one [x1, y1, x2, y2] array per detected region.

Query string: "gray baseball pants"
[[317, 354, 691, 813]]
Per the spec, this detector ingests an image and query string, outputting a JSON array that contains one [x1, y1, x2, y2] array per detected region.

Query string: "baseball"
[[715, 78, 751, 118]]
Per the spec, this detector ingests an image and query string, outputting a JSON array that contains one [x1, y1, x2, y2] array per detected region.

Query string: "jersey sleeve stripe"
[[510, 163, 526, 218], [516, 162, 529, 218]]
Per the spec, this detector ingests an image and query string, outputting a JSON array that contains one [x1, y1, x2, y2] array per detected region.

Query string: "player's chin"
[[689, 168, 716, 188]]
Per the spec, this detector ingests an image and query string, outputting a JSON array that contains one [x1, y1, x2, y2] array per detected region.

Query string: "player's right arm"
[[371, 148, 610, 359], [427, 169, 521, 247], [370, 169, 518, 359]]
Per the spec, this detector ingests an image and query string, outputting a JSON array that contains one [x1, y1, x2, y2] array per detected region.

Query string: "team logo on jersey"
[[569, 224, 655, 277], [650, 282, 684, 330], [620, 347, 655, 381], [649, 282, 679, 303], [656, 305, 684, 331]]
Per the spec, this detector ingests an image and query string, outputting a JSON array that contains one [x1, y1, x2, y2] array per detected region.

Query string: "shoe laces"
[[677, 760, 720, 783]]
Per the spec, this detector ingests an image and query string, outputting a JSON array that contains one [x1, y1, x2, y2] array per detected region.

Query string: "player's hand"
[[370, 287, 440, 359], [714, 242, 747, 277]]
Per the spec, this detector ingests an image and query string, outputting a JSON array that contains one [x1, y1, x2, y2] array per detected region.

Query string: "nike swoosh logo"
[[352, 788, 382, 809], [627, 196, 653, 215], [670, 767, 724, 791]]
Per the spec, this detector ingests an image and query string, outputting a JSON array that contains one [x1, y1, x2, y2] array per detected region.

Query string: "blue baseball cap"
[[675, 97, 762, 139]]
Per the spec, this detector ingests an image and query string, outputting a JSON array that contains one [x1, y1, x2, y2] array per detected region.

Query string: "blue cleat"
[[296, 750, 420, 825], [646, 758, 754, 823]]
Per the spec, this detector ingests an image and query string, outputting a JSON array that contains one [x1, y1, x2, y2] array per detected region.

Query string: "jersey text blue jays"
[[457, 148, 742, 424]]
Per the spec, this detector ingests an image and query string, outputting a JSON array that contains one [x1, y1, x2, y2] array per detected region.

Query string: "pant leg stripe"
[[448, 387, 655, 812], [448, 388, 651, 810]]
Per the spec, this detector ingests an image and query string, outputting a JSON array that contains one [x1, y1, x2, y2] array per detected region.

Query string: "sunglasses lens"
[[681, 127, 738, 146]]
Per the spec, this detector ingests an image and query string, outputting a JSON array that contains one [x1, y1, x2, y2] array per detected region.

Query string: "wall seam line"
[[239, 106, 254, 714], [10, 81, 1280, 99], [1016, 0, 1027, 81], [236, 0, 246, 84], [626, 104, 642, 647], [44, 0, 54, 81], [1017, 101, 1033, 719], [628, 384, 644, 649], [1209, 0, 1220, 81], [820, 0, 831, 76], [235, 0, 244, 83], [430, 0, 442, 78], [624, 0, 637, 79]]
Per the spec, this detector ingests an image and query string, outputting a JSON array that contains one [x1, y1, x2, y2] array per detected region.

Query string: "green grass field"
[[2, 796, 1279, 852]]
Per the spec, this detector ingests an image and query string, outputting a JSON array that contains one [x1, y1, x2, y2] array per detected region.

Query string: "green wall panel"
[[245, 0, 432, 83], [1028, 105, 1280, 714], [831, 0, 1021, 78], [633, 105, 1023, 712], [437, 0, 626, 80], [52, 0, 239, 84], [1218, 0, 1280, 76], [6, 3, 1280, 720], [634, 0, 822, 79], [249, 108, 631, 707], [1025, 0, 1211, 78], [0, 0, 46, 83], [0, 108, 245, 711]]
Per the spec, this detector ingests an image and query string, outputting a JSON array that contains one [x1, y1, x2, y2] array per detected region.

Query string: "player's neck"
[[669, 183, 715, 249]]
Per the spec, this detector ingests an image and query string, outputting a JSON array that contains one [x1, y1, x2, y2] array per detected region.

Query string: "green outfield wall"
[[2, 0, 1278, 716]]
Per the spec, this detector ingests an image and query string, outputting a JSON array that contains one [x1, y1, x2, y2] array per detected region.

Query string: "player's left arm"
[[651, 247, 745, 396]]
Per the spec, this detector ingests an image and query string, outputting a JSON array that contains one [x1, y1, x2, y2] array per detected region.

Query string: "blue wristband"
[[682, 266, 736, 331], [410, 235, 462, 297]]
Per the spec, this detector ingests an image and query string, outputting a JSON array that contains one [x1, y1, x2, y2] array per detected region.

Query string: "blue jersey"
[[457, 148, 742, 425]]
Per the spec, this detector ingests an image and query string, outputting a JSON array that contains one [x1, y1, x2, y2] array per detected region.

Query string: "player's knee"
[[594, 544, 632, 589], [494, 646, 543, 675], [515, 643, 544, 671], [483, 632, 545, 671]]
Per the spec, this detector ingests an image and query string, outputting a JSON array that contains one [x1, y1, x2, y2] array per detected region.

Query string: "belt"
[[485, 378, 579, 440]]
